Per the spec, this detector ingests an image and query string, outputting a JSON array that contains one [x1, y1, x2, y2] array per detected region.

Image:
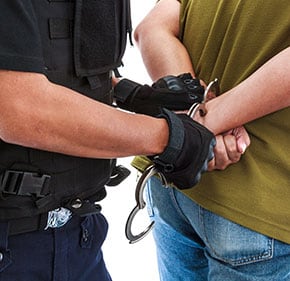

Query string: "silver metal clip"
[[187, 78, 219, 118], [125, 165, 167, 243]]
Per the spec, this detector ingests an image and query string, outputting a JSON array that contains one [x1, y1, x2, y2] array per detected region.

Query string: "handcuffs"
[[125, 78, 219, 243]]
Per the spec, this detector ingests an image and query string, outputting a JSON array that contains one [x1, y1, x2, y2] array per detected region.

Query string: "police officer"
[[0, 1, 215, 280]]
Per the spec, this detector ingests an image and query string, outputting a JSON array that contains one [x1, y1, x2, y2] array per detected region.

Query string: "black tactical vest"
[[0, 0, 132, 220]]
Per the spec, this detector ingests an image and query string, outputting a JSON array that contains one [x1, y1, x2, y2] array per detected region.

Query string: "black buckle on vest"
[[0, 170, 51, 198]]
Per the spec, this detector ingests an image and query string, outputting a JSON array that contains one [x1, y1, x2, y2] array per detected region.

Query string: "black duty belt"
[[8, 213, 49, 236], [6, 198, 103, 236], [0, 170, 105, 236], [0, 170, 50, 235]]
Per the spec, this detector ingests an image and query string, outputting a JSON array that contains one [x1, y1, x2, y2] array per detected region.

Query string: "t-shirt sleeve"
[[0, 1, 45, 73]]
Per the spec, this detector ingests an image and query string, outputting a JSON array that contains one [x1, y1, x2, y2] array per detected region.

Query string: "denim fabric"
[[0, 214, 112, 281], [146, 177, 290, 281]]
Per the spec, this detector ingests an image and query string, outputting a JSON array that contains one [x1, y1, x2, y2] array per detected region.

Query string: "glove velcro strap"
[[113, 78, 141, 103], [151, 109, 184, 172]]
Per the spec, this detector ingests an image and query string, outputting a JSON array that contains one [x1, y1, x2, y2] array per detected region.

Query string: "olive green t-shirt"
[[179, 0, 290, 243], [133, 0, 290, 243]]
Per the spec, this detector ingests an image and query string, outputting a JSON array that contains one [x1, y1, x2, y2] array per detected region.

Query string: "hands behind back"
[[193, 81, 251, 171], [207, 126, 250, 171]]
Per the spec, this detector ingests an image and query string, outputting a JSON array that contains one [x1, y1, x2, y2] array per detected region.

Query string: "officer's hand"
[[150, 109, 216, 189], [113, 73, 204, 116]]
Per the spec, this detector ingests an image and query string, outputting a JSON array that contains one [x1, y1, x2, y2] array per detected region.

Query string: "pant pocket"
[[201, 209, 273, 266], [80, 213, 108, 249]]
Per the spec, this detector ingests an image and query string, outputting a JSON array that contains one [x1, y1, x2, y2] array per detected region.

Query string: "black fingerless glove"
[[150, 108, 216, 189], [113, 73, 204, 116]]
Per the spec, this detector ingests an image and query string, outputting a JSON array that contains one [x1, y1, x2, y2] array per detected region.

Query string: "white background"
[[102, 1, 160, 281]]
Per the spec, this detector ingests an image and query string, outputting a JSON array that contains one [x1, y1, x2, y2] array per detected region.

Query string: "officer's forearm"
[[0, 71, 169, 158], [195, 47, 290, 135]]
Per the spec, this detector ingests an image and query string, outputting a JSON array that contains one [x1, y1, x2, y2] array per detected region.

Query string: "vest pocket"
[[73, 0, 131, 78]]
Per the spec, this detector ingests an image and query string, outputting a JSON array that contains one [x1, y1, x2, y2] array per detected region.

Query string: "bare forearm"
[[0, 71, 168, 158], [197, 47, 290, 134], [134, 0, 195, 80]]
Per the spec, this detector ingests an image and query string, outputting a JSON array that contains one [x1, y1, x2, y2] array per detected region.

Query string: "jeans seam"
[[199, 208, 274, 266], [169, 188, 193, 226]]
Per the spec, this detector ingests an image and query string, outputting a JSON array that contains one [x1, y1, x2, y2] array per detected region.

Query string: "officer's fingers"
[[207, 157, 216, 171], [223, 134, 242, 163], [211, 135, 231, 170], [199, 80, 216, 101], [174, 110, 188, 114], [205, 90, 216, 101]]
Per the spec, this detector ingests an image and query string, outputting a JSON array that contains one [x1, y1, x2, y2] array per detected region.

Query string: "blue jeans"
[[0, 213, 112, 281], [146, 177, 290, 281]]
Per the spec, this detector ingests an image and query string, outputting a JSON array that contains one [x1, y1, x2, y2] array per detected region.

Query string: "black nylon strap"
[[7, 213, 48, 236], [114, 78, 141, 102], [0, 170, 51, 198], [150, 109, 184, 172]]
